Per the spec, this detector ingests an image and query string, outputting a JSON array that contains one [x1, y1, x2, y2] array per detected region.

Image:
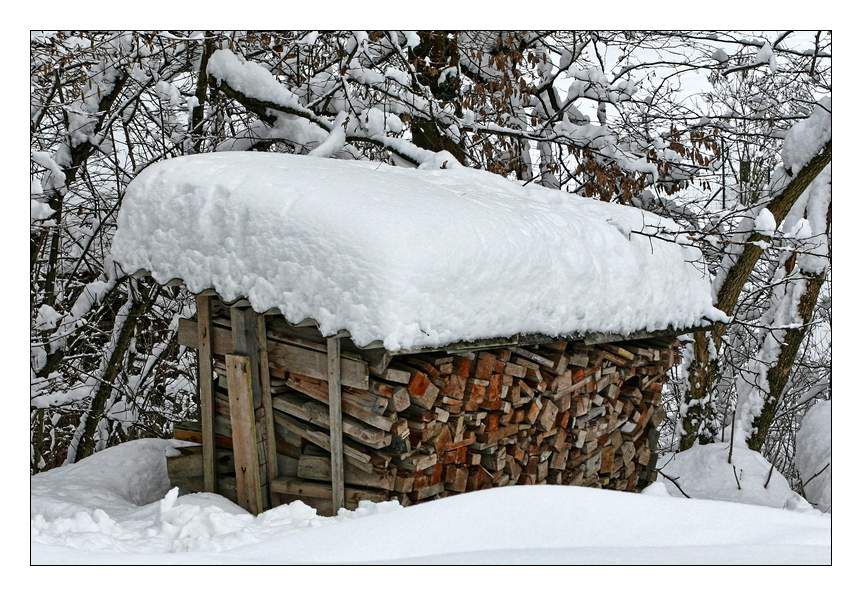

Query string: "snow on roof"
[[112, 153, 722, 351]]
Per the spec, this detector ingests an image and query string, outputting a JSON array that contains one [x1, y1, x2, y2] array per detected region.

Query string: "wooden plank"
[[270, 477, 388, 509], [327, 335, 345, 513], [195, 294, 217, 493], [284, 374, 395, 431], [230, 307, 270, 509], [257, 314, 279, 489], [272, 394, 391, 449], [225, 354, 264, 514], [178, 318, 369, 389], [297, 454, 396, 491]]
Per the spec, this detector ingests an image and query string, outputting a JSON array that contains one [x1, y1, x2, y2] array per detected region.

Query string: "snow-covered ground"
[[31, 439, 830, 564]]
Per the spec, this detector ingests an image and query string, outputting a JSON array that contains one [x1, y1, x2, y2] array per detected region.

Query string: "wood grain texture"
[[230, 306, 270, 509], [178, 317, 369, 389], [225, 353, 264, 514], [327, 335, 345, 513], [195, 294, 217, 492], [257, 314, 279, 487]]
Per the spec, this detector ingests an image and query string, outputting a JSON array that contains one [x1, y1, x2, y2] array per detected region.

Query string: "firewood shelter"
[[112, 152, 723, 515]]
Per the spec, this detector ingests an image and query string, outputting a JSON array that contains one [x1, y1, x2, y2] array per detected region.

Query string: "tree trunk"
[[747, 203, 831, 451], [408, 31, 466, 163], [679, 142, 831, 450]]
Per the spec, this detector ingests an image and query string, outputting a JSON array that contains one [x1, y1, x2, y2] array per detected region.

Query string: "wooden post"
[[195, 294, 216, 493], [257, 314, 279, 492], [230, 306, 270, 510], [327, 335, 345, 513], [225, 353, 264, 514]]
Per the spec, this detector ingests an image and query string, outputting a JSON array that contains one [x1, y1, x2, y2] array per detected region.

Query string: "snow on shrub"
[[655, 443, 811, 511]]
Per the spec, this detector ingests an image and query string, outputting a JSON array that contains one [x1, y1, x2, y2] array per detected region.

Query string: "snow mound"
[[112, 153, 721, 351], [796, 401, 831, 512], [656, 443, 812, 511], [32, 439, 829, 564], [31, 438, 178, 520], [31, 438, 400, 557]]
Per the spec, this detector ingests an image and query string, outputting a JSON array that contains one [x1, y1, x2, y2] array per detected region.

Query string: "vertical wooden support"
[[230, 306, 270, 510], [257, 314, 279, 491], [327, 335, 345, 513], [225, 354, 264, 514], [195, 294, 216, 493]]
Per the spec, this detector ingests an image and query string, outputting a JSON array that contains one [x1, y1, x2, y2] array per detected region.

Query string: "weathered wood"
[[230, 306, 269, 509], [257, 314, 279, 490], [273, 412, 374, 471], [272, 394, 391, 449], [377, 366, 412, 385], [225, 354, 264, 514], [176, 313, 678, 514], [327, 335, 345, 513], [195, 294, 217, 493], [270, 477, 388, 507], [284, 374, 395, 431], [178, 317, 369, 389], [297, 454, 396, 491]]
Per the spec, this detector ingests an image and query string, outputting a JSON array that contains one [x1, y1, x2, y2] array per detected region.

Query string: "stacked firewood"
[[173, 312, 676, 515]]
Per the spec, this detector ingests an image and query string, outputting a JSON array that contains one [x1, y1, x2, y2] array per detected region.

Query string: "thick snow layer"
[[781, 97, 831, 176], [112, 153, 721, 351], [208, 49, 301, 110], [31, 440, 829, 564], [796, 401, 831, 512], [656, 443, 812, 511]]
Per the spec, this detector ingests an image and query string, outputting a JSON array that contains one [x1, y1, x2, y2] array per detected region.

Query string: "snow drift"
[[31, 439, 829, 564], [111, 153, 722, 351]]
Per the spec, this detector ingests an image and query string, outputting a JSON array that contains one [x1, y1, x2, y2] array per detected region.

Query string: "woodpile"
[[173, 304, 677, 515]]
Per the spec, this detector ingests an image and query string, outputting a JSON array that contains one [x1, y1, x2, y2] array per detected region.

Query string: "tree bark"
[[747, 205, 832, 451], [190, 32, 214, 153]]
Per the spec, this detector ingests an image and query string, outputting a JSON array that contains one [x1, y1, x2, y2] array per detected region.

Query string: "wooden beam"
[[270, 477, 388, 507], [327, 335, 345, 513], [297, 454, 396, 491], [195, 294, 217, 493], [178, 318, 369, 390], [225, 354, 265, 514], [257, 313, 279, 491]]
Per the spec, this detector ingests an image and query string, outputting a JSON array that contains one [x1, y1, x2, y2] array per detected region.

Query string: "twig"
[[732, 464, 742, 490], [802, 462, 830, 488], [728, 410, 737, 464], [657, 470, 691, 498], [763, 460, 776, 489]]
